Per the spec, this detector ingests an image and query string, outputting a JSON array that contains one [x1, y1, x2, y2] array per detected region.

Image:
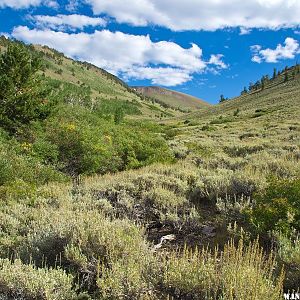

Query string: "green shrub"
[[249, 178, 300, 234], [32, 139, 60, 164], [0, 179, 37, 202], [42, 107, 173, 175], [210, 116, 233, 125], [95, 99, 141, 118], [0, 135, 67, 193]]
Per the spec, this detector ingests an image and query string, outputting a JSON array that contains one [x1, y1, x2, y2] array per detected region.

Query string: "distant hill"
[[133, 86, 210, 112]]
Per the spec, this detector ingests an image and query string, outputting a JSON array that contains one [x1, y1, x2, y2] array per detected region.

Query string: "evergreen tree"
[[261, 76, 265, 90], [254, 80, 261, 90], [219, 94, 226, 103], [284, 70, 288, 83], [241, 87, 247, 95], [249, 82, 254, 92], [0, 42, 50, 133], [272, 68, 277, 80]]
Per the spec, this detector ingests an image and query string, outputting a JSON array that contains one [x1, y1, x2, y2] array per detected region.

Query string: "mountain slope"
[[134, 86, 210, 112], [37, 45, 181, 119], [183, 64, 300, 122], [0, 36, 183, 119]]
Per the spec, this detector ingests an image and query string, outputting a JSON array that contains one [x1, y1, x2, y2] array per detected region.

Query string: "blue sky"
[[1, 0, 300, 104]]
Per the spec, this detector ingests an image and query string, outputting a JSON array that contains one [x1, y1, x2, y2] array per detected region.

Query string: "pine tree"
[[219, 94, 226, 103], [241, 87, 247, 95], [273, 68, 277, 80], [254, 80, 261, 90], [261, 76, 265, 90], [284, 70, 288, 83], [0, 42, 50, 133], [249, 82, 253, 92]]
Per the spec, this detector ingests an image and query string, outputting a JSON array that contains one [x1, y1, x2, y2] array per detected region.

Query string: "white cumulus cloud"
[[124, 67, 193, 86], [239, 27, 252, 35], [0, 0, 56, 9], [251, 38, 300, 63], [208, 54, 228, 69], [82, 0, 300, 31], [31, 14, 107, 30], [12, 26, 227, 86]]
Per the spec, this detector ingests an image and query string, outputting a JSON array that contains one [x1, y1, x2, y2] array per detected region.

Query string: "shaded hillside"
[[134, 86, 210, 113]]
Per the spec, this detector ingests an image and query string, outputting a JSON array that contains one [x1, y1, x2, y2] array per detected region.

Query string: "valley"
[[0, 37, 299, 300]]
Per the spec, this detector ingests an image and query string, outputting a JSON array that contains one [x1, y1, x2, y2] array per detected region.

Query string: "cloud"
[[65, 0, 80, 11], [251, 37, 300, 63], [12, 26, 227, 86], [0, 0, 56, 9], [251, 55, 262, 63], [31, 14, 107, 30], [124, 67, 192, 86], [82, 0, 300, 31], [208, 54, 228, 69], [239, 27, 251, 35]]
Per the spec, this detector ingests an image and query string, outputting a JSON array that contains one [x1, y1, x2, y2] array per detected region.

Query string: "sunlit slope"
[[134, 86, 210, 112], [187, 66, 300, 122]]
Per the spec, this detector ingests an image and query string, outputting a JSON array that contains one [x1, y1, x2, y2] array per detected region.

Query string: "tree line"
[[219, 63, 300, 103]]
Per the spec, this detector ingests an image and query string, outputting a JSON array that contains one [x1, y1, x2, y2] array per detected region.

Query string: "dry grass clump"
[[162, 239, 284, 300], [97, 255, 159, 300], [223, 143, 265, 158], [190, 167, 266, 204], [246, 150, 300, 178], [277, 233, 300, 265], [0, 200, 153, 297], [0, 258, 75, 300], [82, 163, 201, 230], [16, 210, 149, 289], [275, 232, 300, 290]]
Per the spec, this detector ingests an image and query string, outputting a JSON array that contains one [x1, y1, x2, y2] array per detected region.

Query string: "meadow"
[[0, 38, 299, 299]]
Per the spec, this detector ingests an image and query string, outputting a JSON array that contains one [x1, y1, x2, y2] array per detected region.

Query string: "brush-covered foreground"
[[0, 39, 300, 299]]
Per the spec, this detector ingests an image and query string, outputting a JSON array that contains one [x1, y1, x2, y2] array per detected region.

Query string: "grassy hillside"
[[186, 64, 300, 120], [134, 86, 210, 112], [0, 36, 182, 120], [0, 37, 300, 299]]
